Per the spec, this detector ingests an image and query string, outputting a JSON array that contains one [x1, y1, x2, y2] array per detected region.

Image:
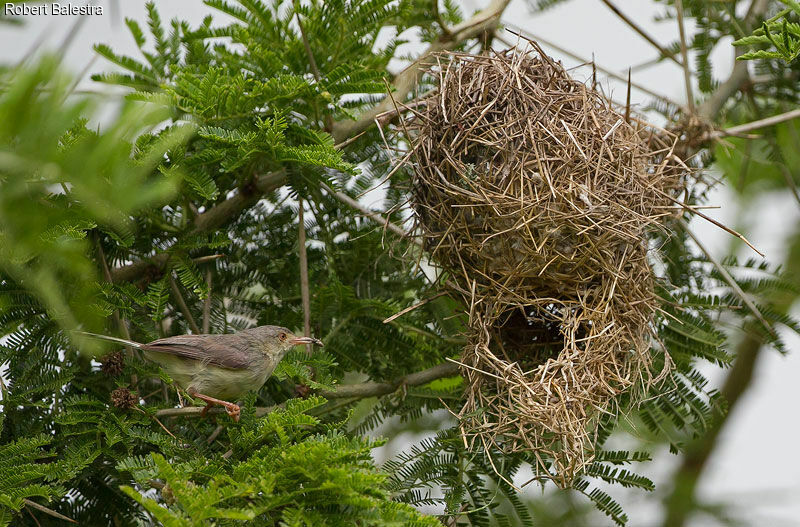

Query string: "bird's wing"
[[142, 334, 253, 370]]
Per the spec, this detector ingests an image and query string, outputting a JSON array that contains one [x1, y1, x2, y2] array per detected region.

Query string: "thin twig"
[[319, 182, 421, 246], [675, 0, 695, 112], [434, 0, 453, 38], [206, 424, 224, 445], [298, 198, 312, 353], [657, 189, 764, 257], [25, 504, 42, 527], [679, 219, 774, 337], [94, 234, 132, 342], [599, 0, 683, 67], [698, 0, 769, 119], [168, 273, 201, 334], [294, 4, 333, 132], [202, 269, 212, 334], [331, 0, 512, 143], [193, 254, 225, 265], [383, 291, 450, 324], [23, 500, 76, 524], [501, 25, 681, 108], [294, 7, 321, 81], [94, 233, 138, 388], [713, 108, 800, 138], [778, 163, 800, 208], [134, 407, 177, 439]]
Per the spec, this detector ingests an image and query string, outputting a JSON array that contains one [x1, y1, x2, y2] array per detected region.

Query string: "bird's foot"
[[223, 403, 241, 422], [188, 389, 240, 422]]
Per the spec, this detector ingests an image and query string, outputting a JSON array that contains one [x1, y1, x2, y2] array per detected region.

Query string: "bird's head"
[[250, 325, 323, 357]]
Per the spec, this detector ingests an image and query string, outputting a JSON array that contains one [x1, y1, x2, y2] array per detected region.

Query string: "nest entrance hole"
[[489, 305, 594, 371]]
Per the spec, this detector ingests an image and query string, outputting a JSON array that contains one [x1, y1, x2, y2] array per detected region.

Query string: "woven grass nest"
[[405, 46, 687, 486]]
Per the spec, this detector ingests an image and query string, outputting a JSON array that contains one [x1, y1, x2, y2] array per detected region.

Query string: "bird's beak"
[[289, 336, 323, 347]]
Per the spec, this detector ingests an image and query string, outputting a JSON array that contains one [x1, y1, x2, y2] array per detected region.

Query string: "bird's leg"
[[175, 385, 185, 408], [186, 388, 241, 422], [199, 402, 214, 418]]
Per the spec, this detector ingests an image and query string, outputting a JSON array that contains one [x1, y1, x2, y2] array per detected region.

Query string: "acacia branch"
[[156, 404, 278, 418], [110, 170, 286, 283], [331, 0, 512, 143], [111, 2, 510, 285], [661, 334, 763, 527], [154, 361, 460, 418], [319, 361, 459, 399], [661, 4, 775, 524]]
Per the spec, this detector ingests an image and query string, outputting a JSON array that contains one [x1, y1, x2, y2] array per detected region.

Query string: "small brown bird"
[[84, 326, 322, 421]]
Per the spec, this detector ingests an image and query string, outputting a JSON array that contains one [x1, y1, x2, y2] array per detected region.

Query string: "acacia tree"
[[1, 1, 798, 525]]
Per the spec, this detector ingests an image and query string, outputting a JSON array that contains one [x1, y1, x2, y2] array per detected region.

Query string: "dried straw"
[[404, 46, 686, 486]]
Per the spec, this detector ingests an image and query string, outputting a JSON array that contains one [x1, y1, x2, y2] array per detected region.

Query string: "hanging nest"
[[405, 46, 687, 486]]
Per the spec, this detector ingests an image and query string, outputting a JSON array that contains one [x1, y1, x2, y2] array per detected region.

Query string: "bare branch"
[[192, 170, 287, 232], [23, 499, 76, 524], [383, 291, 450, 324], [713, 108, 800, 137], [156, 404, 278, 418], [202, 269, 212, 334], [95, 233, 132, 342], [319, 361, 460, 399], [599, 0, 683, 67], [661, 333, 763, 527], [319, 181, 421, 245], [298, 198, 312, 352], [679, 220, 773, 337], [698, 0, 769, 120], [168, 273, 201, 334], [295, 8, 321, 81], [674, 0, 695, 112], [660, 191, 764, 257], [110, 170, 286, 283]]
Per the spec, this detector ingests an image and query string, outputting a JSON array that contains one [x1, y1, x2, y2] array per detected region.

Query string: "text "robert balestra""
[[5, 3, 104, 15]]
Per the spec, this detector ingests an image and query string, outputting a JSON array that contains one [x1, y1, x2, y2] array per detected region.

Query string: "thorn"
[[625, 68, 632, 124]]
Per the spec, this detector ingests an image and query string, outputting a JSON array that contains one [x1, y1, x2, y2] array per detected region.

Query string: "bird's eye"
[[279, 333, 287, 342]]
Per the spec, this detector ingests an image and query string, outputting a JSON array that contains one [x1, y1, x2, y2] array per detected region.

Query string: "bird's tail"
[[73, 331, 144, 349]]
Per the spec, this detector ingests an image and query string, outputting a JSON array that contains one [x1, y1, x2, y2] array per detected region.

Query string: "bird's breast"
[[146, 350, 278, 401], [191, 363, 273, 400]]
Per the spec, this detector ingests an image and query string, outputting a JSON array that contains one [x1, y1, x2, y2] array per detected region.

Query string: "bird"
[[81, 326, 322, 421]]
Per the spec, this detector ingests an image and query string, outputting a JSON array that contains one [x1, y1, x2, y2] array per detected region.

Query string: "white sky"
[[2, 1, 799, 525]]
